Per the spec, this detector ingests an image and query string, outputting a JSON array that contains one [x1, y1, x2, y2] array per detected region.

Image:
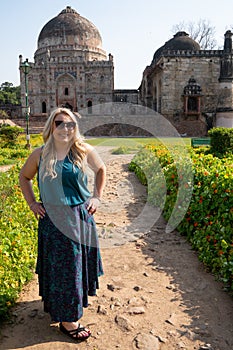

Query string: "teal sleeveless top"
[[38, 155, 91, 206]]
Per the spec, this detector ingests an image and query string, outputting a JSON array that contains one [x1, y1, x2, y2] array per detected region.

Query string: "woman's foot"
[[60, 321, 91, 341]]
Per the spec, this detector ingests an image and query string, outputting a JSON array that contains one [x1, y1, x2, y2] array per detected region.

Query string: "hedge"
[[0, 163, 38, 321], [129, 145, 233, 291]]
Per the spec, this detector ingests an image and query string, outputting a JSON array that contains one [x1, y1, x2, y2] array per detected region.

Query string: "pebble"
[[115, 315, 134, 331], [199, 345, 213, 350], [114, 301, 121, 306], [128, 297, 141, 305], [133, 333, 160, 350], [156, 335, 167, 343], [166, 313, 177, 326], [177, 341, 187, 348], [107, 283, 115, 291], [128, 306, 146, 315], [140, 296, 149, 303], [97, 305, 107, 315], [133, 285, 143, 291]]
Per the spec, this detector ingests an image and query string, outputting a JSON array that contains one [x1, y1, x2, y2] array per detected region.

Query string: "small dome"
[[37, 6, 103, 49], [152, 31, 200, 64], [183, 77, 202, 95]]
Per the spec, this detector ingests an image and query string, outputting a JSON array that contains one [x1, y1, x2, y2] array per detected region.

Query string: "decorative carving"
[[54, 71, 77, 79], [183, 78, 202, 96]]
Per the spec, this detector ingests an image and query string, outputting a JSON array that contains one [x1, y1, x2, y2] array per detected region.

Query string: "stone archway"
[[56, 73, 77, 111], [42, 101, 46, 113]]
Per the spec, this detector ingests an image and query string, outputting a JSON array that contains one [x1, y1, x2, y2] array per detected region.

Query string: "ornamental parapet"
[[35, 44, 106, 56], [153, 49, 223, 64], [86, 61, 113, 66]]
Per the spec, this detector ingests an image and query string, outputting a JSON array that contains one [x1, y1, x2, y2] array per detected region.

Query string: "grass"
[[86, 137, 191, 147], [12, 135, 192, 149], [86, 137, 191, 154], [0, 135, 192, 166], [17, 134, 43, 148]]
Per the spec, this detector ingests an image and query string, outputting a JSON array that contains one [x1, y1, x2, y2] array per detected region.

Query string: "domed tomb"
[[24, 6, 113, 117], [38, 6, 102, 48], [152, 31, 200, 64]]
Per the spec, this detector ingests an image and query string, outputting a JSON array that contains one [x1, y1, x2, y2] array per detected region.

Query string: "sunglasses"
[[54, 121, 76, 130]]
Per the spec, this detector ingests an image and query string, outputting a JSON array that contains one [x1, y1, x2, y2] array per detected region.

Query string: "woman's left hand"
[[87, 197, 101, 215], [30, 201, 46, 219]]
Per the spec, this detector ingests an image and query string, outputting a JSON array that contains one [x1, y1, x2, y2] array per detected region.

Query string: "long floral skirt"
[[36, 203, 104, 322]]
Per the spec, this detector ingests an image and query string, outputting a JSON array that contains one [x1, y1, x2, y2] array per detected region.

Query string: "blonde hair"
[[40, 107, 87, 180]]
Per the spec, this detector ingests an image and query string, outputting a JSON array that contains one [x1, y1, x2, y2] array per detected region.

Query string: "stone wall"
[[13, 101, 209, 137], [161, 56, 220, 118], [23, 59, 114, 116]]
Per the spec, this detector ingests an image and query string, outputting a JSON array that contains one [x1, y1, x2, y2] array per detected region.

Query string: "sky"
[[1, 0, 233, 89]]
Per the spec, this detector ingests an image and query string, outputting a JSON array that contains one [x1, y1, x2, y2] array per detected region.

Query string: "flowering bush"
[[179, 151, 233, 288], [0, 163, 38, 321], [129, 145, 233, 290], [0, 148, 30, 165], [0, 134, 43, 321]]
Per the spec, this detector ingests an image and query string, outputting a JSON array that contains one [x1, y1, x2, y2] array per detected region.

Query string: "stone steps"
[[11, 118, 45, 134]]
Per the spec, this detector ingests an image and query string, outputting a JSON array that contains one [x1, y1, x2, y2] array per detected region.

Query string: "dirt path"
[[1, 147, 233, 350]]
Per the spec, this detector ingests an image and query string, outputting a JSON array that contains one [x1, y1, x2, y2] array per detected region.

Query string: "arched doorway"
[[87, 100, 92, 114], [56, 73, 77, 111], [42, 101, 46, 113]]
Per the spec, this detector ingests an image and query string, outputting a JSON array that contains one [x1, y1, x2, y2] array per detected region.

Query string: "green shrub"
[[0, 133, 42, 321], [208, 127, 233, 156], [130, 145, 233, 290], [0, 110, 8, 119], [0, 163, 38, 321], [0, 125, 24, 146], [0, 148, 30, 165], [112, 145, 136, 154]]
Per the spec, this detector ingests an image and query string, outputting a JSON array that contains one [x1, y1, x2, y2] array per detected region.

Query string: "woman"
[[19, 107, 106, 341]]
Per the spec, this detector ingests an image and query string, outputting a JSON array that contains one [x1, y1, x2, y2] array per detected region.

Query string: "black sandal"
[[59, 322, 91, 341]]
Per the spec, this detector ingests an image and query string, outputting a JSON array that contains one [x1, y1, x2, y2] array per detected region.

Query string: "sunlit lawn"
[[0, 134, 192, 166], [8, 134, 192, 148], [85, 136, 191, 147]]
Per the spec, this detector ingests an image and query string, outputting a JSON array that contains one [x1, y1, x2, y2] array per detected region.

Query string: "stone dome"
[[152, 31, 200, 64], [37, 6, 103, 49]]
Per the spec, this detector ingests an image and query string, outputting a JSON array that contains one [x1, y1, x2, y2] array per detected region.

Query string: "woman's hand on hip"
[[29, 201, 46, 219], [87, 197, 101, 215]]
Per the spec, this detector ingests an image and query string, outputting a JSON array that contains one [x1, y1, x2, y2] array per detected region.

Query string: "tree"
[[0, 82, 21, 105], [0, 109, 8, 119], [1, 82, 14, 91], [172, 19, 217, 49]]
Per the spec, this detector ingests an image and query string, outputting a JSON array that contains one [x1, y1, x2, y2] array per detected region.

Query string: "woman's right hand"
[[29, 201, 46, 219]]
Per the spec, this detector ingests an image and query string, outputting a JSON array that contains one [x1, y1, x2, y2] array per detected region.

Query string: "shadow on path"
[[122, 161, 233, 350]]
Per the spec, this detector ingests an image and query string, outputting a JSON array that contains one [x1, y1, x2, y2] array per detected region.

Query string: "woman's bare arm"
[[84, 143, 106, 213], [19, 147, 45, 218]]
